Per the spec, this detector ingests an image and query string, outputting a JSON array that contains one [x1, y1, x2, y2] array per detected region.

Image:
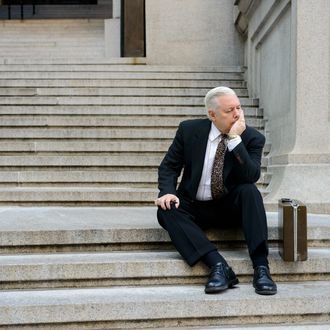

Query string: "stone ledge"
[[0, 115, 262, 128], [0, 282, 329, 325], [0, 87, 249, 97], [0, 248, 329, 289], [0, 208, 329, 247], [0, 64, 243, 72], [0, 95, 255, 106], [0, 80, 247, 88], [0, 105, 260, 116], [0, 57, 147, 65], [154, 325, 330, 330], [0, 71, 243, 80]]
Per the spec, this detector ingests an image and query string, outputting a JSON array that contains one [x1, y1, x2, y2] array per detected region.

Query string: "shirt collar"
[[209, 122, 222, 142]]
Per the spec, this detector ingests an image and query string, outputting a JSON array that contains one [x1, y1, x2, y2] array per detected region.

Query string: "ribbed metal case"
[[278, 199, 307, 262]]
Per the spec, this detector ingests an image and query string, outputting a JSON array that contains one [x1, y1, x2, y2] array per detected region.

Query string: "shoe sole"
[[205, 284, 228, 294], [205, 277, 239, 294], [255, 289, 277, 295]]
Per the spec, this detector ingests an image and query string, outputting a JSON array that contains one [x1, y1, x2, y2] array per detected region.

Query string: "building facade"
[[0, 0, 329, 213]]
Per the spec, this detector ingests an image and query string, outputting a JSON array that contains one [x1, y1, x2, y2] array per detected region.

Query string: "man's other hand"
[[154, 194, 180, 210]]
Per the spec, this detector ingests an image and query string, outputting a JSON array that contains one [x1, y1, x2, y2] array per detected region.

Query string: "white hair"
[[204, 86, 237, 115]]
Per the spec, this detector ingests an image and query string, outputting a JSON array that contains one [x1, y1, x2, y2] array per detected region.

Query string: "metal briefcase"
[[278, 198, 307, 261]]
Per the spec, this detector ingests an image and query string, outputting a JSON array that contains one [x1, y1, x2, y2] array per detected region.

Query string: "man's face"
[[208, 94, 241, 134]]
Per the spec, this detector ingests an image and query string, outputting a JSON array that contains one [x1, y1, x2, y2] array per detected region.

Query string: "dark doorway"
[[121, 0, 145, 57], [0, 0, 112, 19]]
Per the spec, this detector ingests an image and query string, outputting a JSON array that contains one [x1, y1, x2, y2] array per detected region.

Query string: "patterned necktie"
[[211, 134, 227, 200]]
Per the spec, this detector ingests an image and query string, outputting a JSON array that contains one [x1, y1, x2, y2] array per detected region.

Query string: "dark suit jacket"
[[158, 118, 265, 200]]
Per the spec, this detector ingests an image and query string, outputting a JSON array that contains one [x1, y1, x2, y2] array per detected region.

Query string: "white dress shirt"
[[195, 123, 242, 201]]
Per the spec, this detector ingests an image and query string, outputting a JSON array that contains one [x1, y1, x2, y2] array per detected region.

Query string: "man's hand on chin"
[[155, 194, 180, 210], [229, 109, 246, 136]]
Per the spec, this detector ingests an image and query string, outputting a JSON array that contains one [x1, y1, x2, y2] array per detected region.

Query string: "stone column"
[[264, 0, 330, 213]]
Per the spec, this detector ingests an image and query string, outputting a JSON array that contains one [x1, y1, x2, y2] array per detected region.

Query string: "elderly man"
[[155, 86, 277, 295]]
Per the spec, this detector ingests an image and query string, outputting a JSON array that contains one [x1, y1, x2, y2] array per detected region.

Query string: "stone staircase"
[[0, 59, 270, 206], [0, 59, 328, 329], [0, 207, 329, 328], [0, 20, 105, 58]]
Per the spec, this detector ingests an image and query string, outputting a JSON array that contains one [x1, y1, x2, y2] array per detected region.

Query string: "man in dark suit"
[[155, 86, 277, 295]]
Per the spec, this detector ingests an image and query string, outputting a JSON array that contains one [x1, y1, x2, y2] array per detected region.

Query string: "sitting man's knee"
[[157, 206, 176, 229]]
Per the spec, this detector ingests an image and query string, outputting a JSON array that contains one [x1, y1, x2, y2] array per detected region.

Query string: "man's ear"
[[208, 110, 215, 121]]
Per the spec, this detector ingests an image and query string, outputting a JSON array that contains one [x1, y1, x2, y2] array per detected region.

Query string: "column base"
[[263, 154, 330, 214]]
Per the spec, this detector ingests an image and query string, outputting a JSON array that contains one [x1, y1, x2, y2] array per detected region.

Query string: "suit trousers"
[[157, 183, 269, 267]]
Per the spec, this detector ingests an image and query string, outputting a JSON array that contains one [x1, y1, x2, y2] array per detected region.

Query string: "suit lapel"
[[191, 119, 211, 185]]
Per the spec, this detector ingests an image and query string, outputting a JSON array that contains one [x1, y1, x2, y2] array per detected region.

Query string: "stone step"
[[0, 129, 266, 141], [1, 52, 107, 61], [0, 64, 243, 73], [0, 71, 243, 80], [1, 49, 106, 60], [0, 140, 270, 155], [0, 208, 328, 253], [0, 105, 261, 116], [264, 142, 271, 154], [0, 282, 329, 328], [0, 38, 105, 45], [0, 39, 104, 46], [0, 87, 249, 97], [0, 37, 104, 45], [0, 154, 165, 166], [0, 24, 104, 37], [0, 26, 104, 57], [0, 57, 148, 65], [0, 170, 270, 189], [0, 154, 268, 168], [260, 172, 272, 185], [0, 105, 263, 117], [0, 24, 104, 38], [0, 18, 104, 28], [0, 36, 104, 44], [0, 187, 266, 205], [0, 248, 329, 290], [0, 168, 269, 181], [0, 187, 157, 205], [0, 79, 246, 88], [152, 325, 330, 330], [1, 33, 102, 39], [0, 115, 264, 129], [0, 140, 173, 152], [0, 127, 178, 139], [0, 33, 104, 40], [0, 96, 257, 106], [0, 169, 159, 184]]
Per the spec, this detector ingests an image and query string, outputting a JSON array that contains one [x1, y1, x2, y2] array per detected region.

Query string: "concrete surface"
[[0, 282, 329, 325]]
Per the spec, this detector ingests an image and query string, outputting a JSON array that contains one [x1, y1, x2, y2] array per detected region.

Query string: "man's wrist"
[[227, 135, 242, 151], [227, 134, 239, 140]]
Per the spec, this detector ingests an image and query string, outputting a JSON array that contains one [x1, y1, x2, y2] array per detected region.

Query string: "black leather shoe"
[[205, 262, 239, 294], [253, 266, 277, 295]]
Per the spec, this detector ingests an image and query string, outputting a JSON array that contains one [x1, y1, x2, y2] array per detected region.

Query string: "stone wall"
[[240, 0, 294, 155], [236, 0, 330, 213], [145, 0, 243, 66]]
